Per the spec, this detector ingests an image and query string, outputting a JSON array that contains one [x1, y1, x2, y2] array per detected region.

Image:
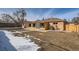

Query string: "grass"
[[22, 31, 79, 51], [8, 28, 79, 51]]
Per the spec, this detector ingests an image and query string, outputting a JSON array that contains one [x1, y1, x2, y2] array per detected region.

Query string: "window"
[[53, 22, 58, 24], [29, 24, 31, 27], [33, 23, 35, 27], [40, 23, 44, 27], [55, 23, 58, 24]]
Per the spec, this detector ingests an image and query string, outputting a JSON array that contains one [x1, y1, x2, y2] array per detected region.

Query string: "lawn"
[[21, 31, 79, 51]]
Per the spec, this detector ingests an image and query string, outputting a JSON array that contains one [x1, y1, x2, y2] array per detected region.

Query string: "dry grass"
[[22, 31, 79, 51]]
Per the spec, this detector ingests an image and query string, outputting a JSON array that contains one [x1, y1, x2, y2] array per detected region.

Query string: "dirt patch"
[[11, 29, 79, 51], [22, 31, 79, 51]]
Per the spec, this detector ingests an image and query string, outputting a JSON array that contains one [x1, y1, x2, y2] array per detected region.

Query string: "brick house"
[[23, 18, 66, 31]]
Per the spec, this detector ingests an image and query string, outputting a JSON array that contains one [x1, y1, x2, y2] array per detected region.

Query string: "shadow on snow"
[[0, 31, 17, 51]]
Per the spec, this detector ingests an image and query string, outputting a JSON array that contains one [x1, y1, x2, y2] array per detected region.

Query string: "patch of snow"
[[27, 35, 30, 38], [12, 31, 22, 34], [0, 30, 40, 51]]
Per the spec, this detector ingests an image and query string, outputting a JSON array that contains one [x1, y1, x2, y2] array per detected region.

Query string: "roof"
[[25, 18, 64, 23], [43, 18, 64, 22]]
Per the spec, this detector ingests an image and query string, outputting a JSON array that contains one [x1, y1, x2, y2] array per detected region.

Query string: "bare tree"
[[13, 8, 26, 25], [1, 14, 14, 23], [72, 17, 79, 23], [1, 8, 27, 27]]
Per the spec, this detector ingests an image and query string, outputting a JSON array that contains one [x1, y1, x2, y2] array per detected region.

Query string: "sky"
[[0, 8, 79, 21]]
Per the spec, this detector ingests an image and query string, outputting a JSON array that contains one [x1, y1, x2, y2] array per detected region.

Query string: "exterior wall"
[[24, 21, 65, 31], [44, 22, 49, 30], [35, 23, 41, 28], [24, 21, 79, 32], [49, 22, 57, 30], [48, 21, 65, 30], [56, 22, 65, 31], [22, 22, 30, 28]]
